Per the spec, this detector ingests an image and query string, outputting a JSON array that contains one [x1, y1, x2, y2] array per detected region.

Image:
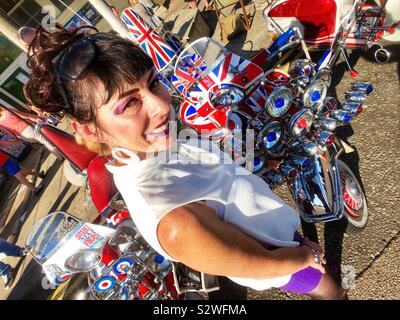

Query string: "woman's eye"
[[125, 98, 139, 112], [149, 78, 160, 90], [116, 98, 138, 115]]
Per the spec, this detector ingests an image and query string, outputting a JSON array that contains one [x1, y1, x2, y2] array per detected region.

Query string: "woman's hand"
[[301, 237, 327, 274]]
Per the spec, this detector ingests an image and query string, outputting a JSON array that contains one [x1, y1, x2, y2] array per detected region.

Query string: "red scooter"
[[263, 0, 400, 70]]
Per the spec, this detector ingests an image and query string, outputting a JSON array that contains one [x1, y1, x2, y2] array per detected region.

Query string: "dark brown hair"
[[24, 25, 154, 124]]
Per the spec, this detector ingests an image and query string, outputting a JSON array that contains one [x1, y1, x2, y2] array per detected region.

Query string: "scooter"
[[263, 0, 400, 66], [173, 28, 370, 229], [24, 155, 212, 300], [24, 210, 181, 300]]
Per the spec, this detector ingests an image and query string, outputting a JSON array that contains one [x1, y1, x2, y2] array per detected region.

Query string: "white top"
[[106, 139, 301, 290]]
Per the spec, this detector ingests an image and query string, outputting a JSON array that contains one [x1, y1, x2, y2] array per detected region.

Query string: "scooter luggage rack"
[[86, 251, 173, 300]]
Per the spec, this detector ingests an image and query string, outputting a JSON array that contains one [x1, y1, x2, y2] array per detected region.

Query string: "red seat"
[[87, 156, 117, 215], [39, 124, 97, 172]]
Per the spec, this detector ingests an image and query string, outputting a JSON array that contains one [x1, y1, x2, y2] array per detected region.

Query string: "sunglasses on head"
[[51, 33, 115, 115]]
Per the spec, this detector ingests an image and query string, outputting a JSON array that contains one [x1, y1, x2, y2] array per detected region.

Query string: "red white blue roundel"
[[55, 272, 73, 285], [227, 112, 243, 131], [113, 259, 134, 275], [95, 276, 116, 293]]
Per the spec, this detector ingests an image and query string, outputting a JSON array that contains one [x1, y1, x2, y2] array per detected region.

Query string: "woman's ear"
[[70, 119, 100, 142]]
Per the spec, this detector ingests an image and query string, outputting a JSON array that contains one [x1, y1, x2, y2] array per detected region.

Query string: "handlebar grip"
[[268, 28, 296, 53]]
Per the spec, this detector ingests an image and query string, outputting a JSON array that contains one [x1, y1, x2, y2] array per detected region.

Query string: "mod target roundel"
[[113, 258, 134, 275], [95, 276, 116, 293]]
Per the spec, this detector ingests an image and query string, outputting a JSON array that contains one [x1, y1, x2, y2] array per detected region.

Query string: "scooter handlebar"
[[268, 28, 295, 53]]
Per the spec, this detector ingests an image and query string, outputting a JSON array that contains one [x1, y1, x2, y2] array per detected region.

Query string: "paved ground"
[[0, 123, 99, 300], [0, 0, 399, 300]]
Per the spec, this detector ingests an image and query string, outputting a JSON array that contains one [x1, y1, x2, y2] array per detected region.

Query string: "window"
[[6, 0, 43, 28], [49, 0, 74, 12], [0, 0, 18, 14]]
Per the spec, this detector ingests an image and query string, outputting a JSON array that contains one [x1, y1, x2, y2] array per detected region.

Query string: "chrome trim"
[[289, 147, 345, 223], [262, 0, 285, 35]]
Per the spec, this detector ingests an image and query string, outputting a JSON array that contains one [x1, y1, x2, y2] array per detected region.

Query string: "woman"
[[24, 26, 347, 299]]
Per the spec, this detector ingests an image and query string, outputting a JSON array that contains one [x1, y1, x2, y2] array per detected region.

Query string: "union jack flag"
[[175, 53, 208, 89], [180, 52, 264, 133], [245, 85, 267, 113], [121, 8, 176, 71], [170, 74, 190, 98]]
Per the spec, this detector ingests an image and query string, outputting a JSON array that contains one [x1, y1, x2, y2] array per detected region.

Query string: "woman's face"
[[92, 68, 174, 157]]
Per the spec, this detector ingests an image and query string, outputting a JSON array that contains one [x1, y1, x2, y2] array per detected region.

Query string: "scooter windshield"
[[173, 37, 227, 90], [25, 212, 84, 265]]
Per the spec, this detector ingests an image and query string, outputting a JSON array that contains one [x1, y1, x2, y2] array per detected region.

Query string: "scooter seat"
[[39, 124, 97, 172], [87, 156, 117, 215]]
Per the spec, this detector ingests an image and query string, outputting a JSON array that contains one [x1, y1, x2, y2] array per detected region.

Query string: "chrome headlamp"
[[264, 86, 293, 118], [289, 109, 314, 138], [303, 79, 328, 111], [344, 91, 367, 103], [65, 250, 101, 273], [258, 121, 284, 153], [210, 85, 244, 107], [342, 102, 363, 116], [351, 82, 373, 95], [290, 155, 311, 170], [330, 110, 352, 124]]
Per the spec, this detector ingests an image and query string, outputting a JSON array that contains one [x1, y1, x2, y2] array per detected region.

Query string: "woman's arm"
[[157, 202, 323, 280]]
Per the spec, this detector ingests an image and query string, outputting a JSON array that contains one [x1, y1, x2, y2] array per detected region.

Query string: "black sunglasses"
[[51, 33, 115, 115]]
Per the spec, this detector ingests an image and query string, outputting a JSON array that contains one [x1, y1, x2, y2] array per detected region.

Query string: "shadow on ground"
[[7, 258, 53, 300], [0, 154, 64, 240]]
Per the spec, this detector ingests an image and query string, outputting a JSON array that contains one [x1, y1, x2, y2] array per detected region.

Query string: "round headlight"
[[210, 86, 244, 107], [65, 250, 101, 273], [288, 59, 316, 79], [265, 86, 293, 118], [258, 121, 284, 153], [303, 79, 328, 111], [289, 109, 314, 137]]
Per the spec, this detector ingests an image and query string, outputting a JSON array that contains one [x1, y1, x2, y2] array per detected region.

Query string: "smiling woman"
[[24, 25, 347, 300]]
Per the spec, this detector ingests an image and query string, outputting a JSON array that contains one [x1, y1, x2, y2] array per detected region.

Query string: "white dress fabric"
[[106, 139, 301, 290]]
